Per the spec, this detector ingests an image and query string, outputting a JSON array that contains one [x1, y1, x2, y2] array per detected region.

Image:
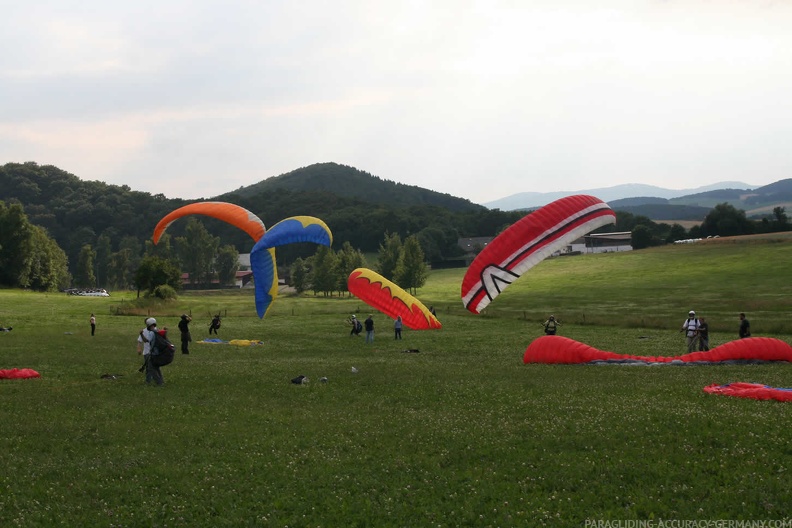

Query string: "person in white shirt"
[[680, 310, 701, 353], [139, 317, 164, 386]]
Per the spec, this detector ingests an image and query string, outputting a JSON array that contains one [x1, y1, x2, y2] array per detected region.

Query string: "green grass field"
[[1, 238, 791, 527]]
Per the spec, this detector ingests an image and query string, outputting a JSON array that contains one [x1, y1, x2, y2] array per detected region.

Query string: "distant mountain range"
[[481, 179, 792, 220], [483, 182, 754, 210]]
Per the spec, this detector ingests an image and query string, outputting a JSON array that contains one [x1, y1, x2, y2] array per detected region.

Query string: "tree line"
[[2, 162, 790, 293], [289, 233, 427, 298], [623, 203, 789, 249]]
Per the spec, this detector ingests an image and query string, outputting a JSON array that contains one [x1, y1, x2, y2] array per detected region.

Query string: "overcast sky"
[[2, 1, 791, 205]]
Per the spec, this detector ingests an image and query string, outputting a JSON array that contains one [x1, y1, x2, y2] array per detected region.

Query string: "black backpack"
[[150, 330, 176, 367]]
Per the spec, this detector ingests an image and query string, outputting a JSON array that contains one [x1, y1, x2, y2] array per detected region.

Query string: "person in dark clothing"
[[697, 317, 710, 351], [90, 314, 96, 336], [178, 314, 192, 354], [209, 314, 221, 335], [364, 314, 375, 343], [739, 313, 751, 338]]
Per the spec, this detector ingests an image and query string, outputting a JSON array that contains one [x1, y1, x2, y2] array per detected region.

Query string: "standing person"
[[739, 312, 751, 338], [394, 316, 403, 340], [178, 314, 192, 354], [137, 318, 147, 372], [364, 314, 375, 343], [680, 310, 700, 352], [543, 315, 560, 335], [209, 314, 221, 335], [140, 318, 164, 386], [90, 314, 96, 336], [697, 317, 710, 351]]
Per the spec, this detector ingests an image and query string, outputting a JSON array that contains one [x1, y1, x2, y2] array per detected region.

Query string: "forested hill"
[[219, 162, 482, 212], [0, 162, 189, 266], [0, 162, 522, 274]]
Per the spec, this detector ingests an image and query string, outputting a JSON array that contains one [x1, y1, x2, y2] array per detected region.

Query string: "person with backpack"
[[209, 314, 221, 335], [543, 315, 560, 335], [680, 310, 700, 352], [140, 317, 165, 386], [348, 315, 362, 337]]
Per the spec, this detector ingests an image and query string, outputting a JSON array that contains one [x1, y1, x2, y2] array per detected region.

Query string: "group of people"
[[680, 310, 751, 352], [126, 305, 756, 386], [136, 314, 193, 386], [348, 314, 405, 342]]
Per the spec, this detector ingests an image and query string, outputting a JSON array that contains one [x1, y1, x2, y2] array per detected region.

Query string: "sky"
[[2, 1, 791, 205]]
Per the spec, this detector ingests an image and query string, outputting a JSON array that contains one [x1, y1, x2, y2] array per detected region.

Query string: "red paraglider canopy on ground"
[[703, 383, 792, 402], [523, 336, 792, 365], [0, 368, 41, 379]]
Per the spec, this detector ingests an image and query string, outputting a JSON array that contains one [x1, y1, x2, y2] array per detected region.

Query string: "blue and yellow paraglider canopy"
[[153, 203, 332, 318]]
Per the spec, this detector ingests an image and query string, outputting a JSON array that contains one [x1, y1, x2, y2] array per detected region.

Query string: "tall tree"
[[772, 206, 788, 231], [176, 218, 220, 287], [335, 241, 367, 295], [215, 245, 240, 287], [395, 235, 428, 294], [107, 248, 132, 289], [23, 225, 70, 291], [118, 236, 143, 286], [377, 232, 402, 281], [0, 201, 69, 290], [290, 257, 308, 294], [94, 234, 112, 287], [145, 232, 175, 260], [0, 201, 35, 285], [75, 244, 96, 287], [309, 245, 338, 296]]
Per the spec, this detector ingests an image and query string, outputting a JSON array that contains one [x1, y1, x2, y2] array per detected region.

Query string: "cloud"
[[2, 1, 791, 202]]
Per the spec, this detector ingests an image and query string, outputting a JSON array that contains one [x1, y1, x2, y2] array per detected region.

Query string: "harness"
[[684, 318, 699, 337]]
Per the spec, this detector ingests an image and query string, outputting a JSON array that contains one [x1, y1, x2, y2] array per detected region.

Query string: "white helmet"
[[145, 317, 157, 326]]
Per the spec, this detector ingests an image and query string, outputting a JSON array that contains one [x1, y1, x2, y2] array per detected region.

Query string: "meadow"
[[1, 237, 791, 527]]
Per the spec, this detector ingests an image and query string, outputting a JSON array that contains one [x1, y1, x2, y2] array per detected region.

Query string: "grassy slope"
[[1, 238, 791, 526]]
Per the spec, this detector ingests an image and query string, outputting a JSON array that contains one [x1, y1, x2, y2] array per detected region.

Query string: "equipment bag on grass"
[[150, 330, 176, 367]]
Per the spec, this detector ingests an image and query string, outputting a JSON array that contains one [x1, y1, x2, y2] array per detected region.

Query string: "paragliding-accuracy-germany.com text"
[[584, 520, 791, 528]]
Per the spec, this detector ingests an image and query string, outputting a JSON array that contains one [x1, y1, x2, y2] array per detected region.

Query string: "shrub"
[[151, 284, 178, 300]]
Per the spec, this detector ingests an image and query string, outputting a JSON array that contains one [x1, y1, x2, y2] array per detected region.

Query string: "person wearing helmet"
[[349, 314, 362, 336], [139, 317, 164, 386], [543, 315, 560, 335], [680, 310, 700, 352]]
